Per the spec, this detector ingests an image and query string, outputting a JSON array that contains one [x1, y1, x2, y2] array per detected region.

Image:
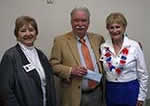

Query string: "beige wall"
[[0, 0, 150, 99]]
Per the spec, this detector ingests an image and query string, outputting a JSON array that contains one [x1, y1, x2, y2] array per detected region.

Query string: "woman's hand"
[[136, 100, 143, 106]]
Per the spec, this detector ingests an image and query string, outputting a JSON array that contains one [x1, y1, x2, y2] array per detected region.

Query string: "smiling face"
[[17, 24, 37, 47], [106, 12, 127, 42], [71, 10, 89, 38], [14, 16, 38, 47], [107, 23, 125, 41]]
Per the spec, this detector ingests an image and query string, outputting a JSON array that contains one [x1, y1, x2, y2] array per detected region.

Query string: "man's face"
[[71, 10, 89, 38]]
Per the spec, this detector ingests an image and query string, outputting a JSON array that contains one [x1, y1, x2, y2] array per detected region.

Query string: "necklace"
[[104, 47, 129, 75]]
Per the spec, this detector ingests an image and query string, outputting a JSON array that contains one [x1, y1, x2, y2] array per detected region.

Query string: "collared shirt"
[[18, 42, 46, 106], [100, 36, 149, 101], [77, 35, 99, 90]]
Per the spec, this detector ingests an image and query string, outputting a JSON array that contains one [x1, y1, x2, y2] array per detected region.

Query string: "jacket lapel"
[[65, 32, 101, 65], [87, 34, 103, 73], [36, 49, 49, 82], [66, 32, 81, 65], [87, 34, 100, 61], [16, 44, 41, 88]]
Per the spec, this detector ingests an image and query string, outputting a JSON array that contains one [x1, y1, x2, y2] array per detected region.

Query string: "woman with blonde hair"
[[100, 12, 148, 106]]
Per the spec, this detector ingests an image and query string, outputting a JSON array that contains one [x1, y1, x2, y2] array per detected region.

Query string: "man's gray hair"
[[70, 7, 90, 18]]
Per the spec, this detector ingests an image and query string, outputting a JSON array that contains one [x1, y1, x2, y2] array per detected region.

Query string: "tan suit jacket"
[[50, 32, 105, 106]]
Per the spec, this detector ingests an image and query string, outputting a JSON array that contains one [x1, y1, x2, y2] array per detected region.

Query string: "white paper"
[[23, 63, 35, 72], [83, 70, 102, 82]]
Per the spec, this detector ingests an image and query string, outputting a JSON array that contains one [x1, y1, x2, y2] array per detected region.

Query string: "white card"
[[23, 63, 35, 72], [83, 70, 102, 82]]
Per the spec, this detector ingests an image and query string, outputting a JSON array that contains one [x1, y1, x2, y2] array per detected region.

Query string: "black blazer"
[[0, 44, 56, 106]]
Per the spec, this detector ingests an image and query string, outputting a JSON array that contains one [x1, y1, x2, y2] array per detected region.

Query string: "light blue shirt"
[[77, 35, 99, 90]]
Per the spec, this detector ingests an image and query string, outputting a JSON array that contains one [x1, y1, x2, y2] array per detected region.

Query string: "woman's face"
[[17, 24, 37, 47], [107, 23, 125, 41]]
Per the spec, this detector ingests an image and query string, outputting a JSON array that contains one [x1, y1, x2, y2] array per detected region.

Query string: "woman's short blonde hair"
[[106, 12, 127, 29]]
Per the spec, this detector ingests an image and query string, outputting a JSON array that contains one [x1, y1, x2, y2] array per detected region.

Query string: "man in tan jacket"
[[49, 7, 105, 106]]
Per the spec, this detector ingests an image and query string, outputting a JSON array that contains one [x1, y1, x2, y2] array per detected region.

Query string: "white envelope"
[[83, 70, 102, 82]]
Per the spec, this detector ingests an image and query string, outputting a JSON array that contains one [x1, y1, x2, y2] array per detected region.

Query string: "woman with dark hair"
[[0, 16, 56, 106]]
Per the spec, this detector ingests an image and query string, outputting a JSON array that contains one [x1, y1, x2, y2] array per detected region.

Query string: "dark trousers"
[[80, 87, 104, 106]]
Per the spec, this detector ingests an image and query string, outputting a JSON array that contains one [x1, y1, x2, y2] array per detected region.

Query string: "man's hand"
[[71, 66, 87, 79]]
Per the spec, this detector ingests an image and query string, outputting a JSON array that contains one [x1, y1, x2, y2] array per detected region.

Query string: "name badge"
[[23, 63, 35, 72]]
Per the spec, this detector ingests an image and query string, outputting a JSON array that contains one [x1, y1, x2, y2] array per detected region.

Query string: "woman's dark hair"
[[14, 16, 38, 37]]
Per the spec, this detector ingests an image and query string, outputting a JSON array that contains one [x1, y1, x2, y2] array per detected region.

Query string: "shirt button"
[[78, 86, 80, 89]]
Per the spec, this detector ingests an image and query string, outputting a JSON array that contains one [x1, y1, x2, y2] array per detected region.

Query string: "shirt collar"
[[103, 35, 131, 53], [18, 42, 35, 51], [76, 34, 88, 42]]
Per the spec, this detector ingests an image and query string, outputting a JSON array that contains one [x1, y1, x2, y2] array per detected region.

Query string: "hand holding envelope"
[[83, 69, 102, 82]]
